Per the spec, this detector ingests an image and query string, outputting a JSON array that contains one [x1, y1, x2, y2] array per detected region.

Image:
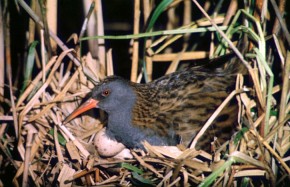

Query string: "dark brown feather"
[[130, 63, 240, 150]]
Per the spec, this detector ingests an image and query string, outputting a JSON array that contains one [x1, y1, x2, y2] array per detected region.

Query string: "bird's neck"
[[108, 109, 132, 128], [106, 105, 144, 148], [106, 93, 136, 132]]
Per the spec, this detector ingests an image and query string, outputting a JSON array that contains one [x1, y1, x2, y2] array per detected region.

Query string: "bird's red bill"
[[63, 98, 99, 124]]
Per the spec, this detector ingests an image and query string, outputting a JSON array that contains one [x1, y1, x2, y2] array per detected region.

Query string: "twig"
[[78, 1, 95, 42]]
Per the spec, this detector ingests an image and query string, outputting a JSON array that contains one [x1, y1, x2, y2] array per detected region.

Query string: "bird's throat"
[[107, 110, 132, 129]]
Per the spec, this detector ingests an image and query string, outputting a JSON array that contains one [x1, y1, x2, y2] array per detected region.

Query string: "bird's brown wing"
[[132, 69, 238, 149]]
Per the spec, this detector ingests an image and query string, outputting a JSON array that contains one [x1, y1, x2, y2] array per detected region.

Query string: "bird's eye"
[[102, 89, 110, 97]]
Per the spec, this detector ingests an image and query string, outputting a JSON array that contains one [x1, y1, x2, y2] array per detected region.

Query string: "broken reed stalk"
[[131, 0, 140, 82], [144, 0, 153, 82], [22, 126, 36, 187], [106, 49, 114, 76]]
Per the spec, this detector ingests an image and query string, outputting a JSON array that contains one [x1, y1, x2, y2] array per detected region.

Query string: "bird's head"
[[63, 76, 136, 124]]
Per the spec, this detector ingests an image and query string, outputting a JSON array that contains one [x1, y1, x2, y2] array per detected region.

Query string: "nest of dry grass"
[[0, 0, 289, 186]]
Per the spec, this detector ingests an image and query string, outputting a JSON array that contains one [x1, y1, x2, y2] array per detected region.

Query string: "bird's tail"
[[223, 34, 249, 75], [201, 34, 249, 75]]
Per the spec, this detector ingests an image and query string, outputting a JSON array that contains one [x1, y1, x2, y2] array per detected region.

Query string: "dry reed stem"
[[183, 0, 191, 28], [272, 0, 286, 34], [95, 0, 106, 79], [190, 89, 246, 149], [5, 13, 19, 139], [165, 45, 186, 74], [278, 51, 290, 143], [176, 148, 200, 160], [143, 141, 166, 158], [106, 49, 114, 76], [249, 68, 265, 108], [145, 41, 153, 82], [15, 91, 89, 112], [18, 0, 98, 82], [22, 125, 37, 187], [57, 164, 76, 187], [234, 169, 266, 177], [27, 0, 36, 45], [154, 51, 208, 62], [273, 34, 285, 65], [66, 141, 81, 162], [19, 50, 69, 128], [40, 29, 46, 102], [85, 53, 103, 80], [223, 0, 238, 26], [46, 0, 57, 50], [254, 129, 290, 174], [130, 0, 140, 82], [58, 121, 90, 158], [51, 113, 65, 163], [16, 56, 57, 108], [269, 0, 290, 45], [0, 2, 4, 100], [147, 17, 224, 56], [156, 170, 173, 187], [144, 0, 153, 82], [82, 1, 97, 58], [192, 0, 251, 70], [13, 129, 47, 186], [28, 63, 79, 122], [131, 151, 163, 178], [168, 176, 181, 187]]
